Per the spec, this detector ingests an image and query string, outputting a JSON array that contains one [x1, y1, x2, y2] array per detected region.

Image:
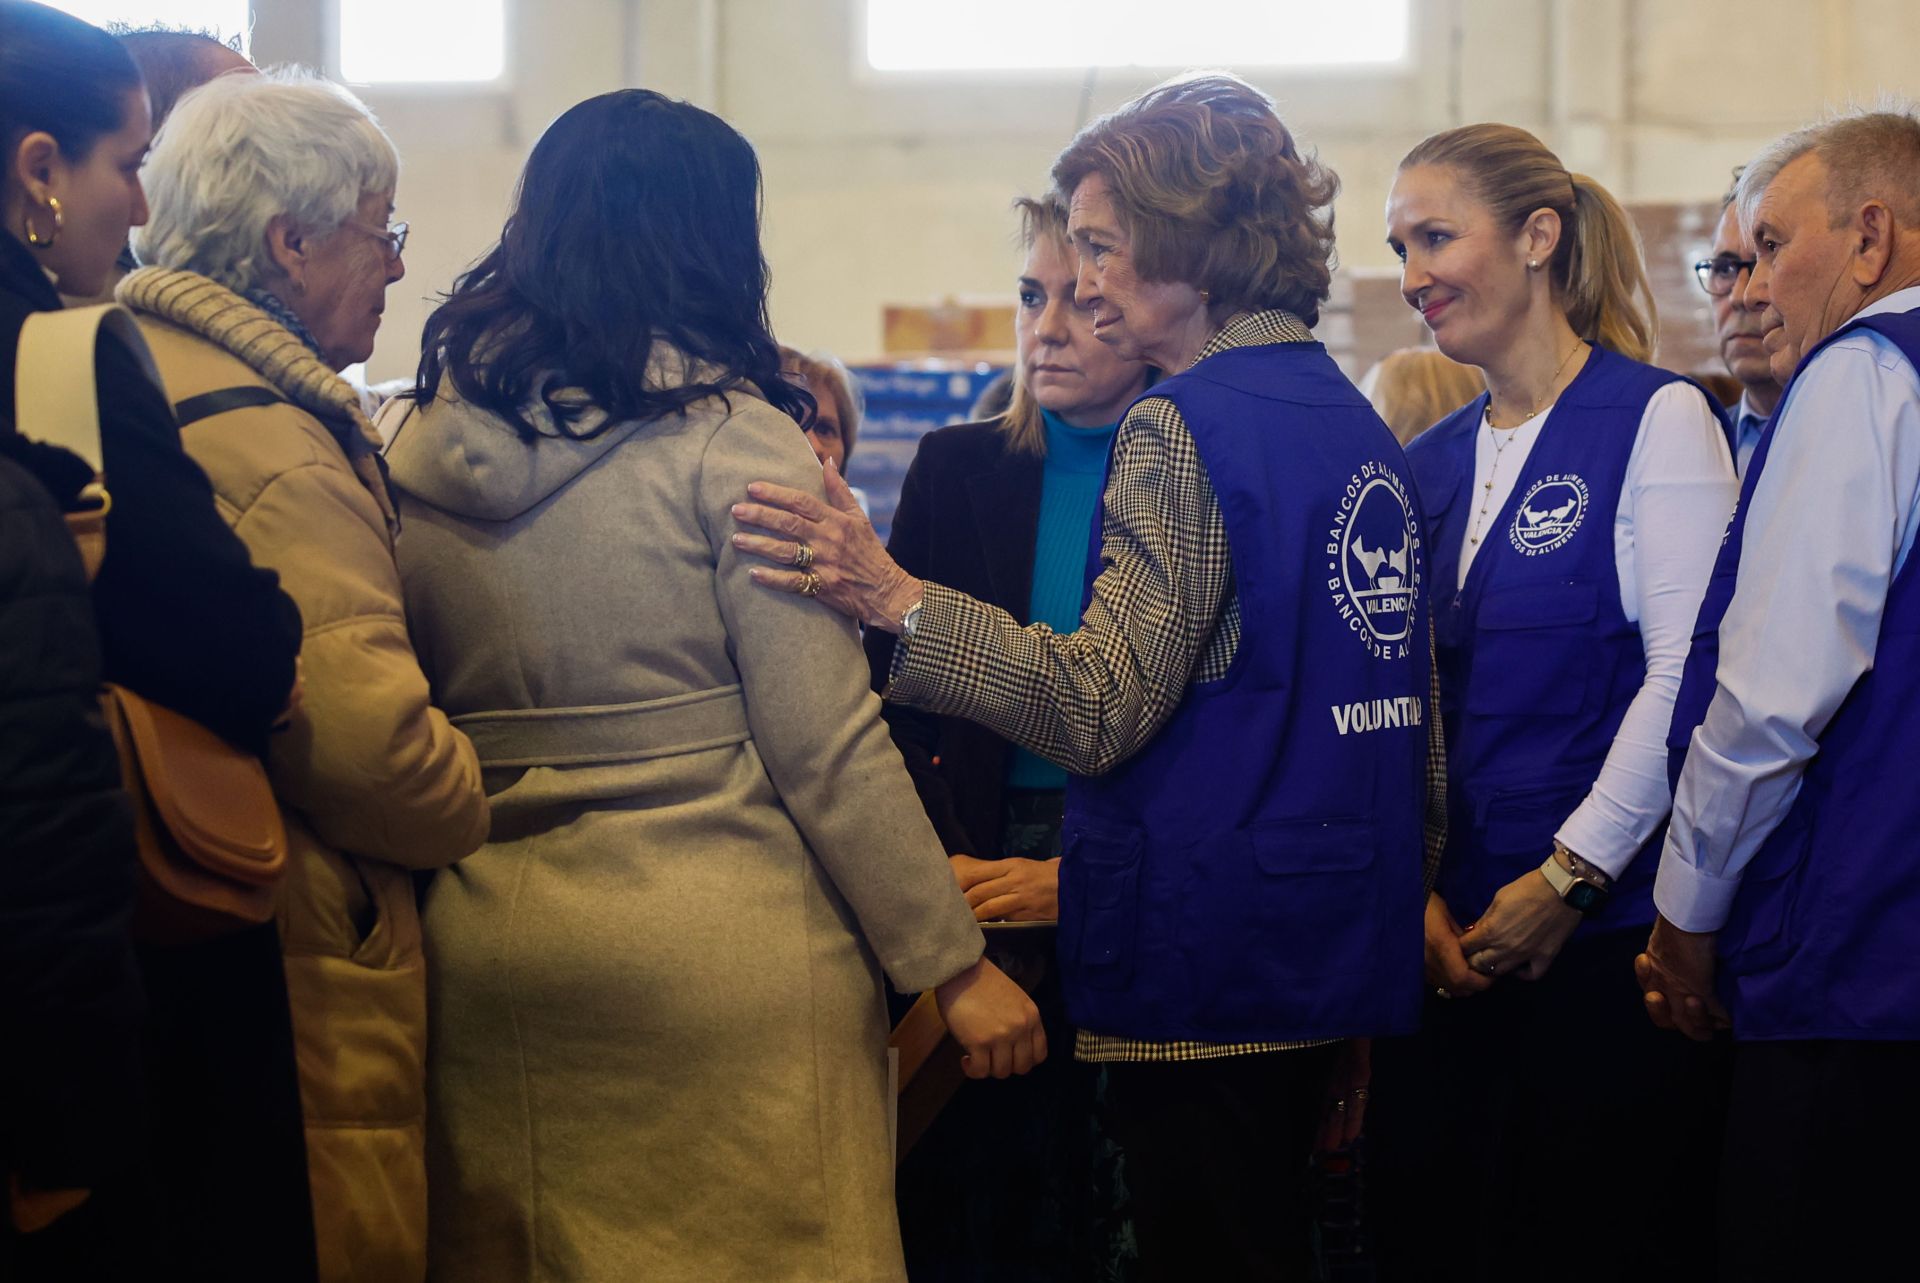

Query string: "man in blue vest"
[[1693, 172, 1783, 477], [1644, 107, 1920, 1280]]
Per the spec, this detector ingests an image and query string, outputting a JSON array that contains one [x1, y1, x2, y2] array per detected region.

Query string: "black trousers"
[[138, 922, 318, 1283], [1719, 1038, 1920, 1282], [1103, 1043, 1340, 1283], [1367, 926, 1730, 1283], [4, 924, 316, 1282]]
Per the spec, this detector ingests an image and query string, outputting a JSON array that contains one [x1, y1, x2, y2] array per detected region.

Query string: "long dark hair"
[[0, 1, 143, 168], [413, 89, 811, 440]]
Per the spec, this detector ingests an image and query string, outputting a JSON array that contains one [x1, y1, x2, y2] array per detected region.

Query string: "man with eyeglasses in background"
[[1695, 169, 1784, 476]]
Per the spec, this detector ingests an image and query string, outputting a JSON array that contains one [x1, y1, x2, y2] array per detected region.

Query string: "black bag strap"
[[173, 385, 288, 429]]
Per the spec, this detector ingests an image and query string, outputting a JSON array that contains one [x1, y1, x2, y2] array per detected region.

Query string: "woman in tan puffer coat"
[[119, 70, 489, 1283]]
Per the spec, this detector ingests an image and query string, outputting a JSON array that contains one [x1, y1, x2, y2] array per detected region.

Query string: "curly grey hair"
[[133, 67, 398, 294]]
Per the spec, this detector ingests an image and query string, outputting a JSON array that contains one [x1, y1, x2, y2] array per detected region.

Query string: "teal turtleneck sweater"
[[1006, 408, 1121, 790]]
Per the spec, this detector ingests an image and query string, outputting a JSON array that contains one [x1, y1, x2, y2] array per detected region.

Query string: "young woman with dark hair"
[[0, 3, 309, 1278], [380, 89, 1042, 1280], [412, 88, 813, 439]]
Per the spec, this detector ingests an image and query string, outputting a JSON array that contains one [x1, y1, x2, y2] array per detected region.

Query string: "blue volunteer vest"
[[1666, 306, 1920, 1040], [1057, 342, 1428, 1044], [1407, 344, 1721, 934]]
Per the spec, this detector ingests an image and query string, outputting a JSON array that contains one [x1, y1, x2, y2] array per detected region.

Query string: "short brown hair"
[[1049, 72, 1339, 326], [115, 28, 250, 132], [1400, 124, 1657, 363], [779, 347, 863, 461]]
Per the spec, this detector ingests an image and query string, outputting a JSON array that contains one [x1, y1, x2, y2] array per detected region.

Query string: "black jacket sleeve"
[[0, 458, 145, 1193], [864, 445, 976, 854], [88, 333, 302, 758]]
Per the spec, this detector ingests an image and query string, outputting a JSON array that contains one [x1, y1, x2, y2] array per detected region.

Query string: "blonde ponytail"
[[1400, 125, 1657, 363], [1564, 174, 1656, 363]]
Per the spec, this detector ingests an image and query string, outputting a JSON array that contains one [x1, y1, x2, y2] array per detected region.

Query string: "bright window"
[[866, 0, 1410, 72], [338, 0, 506, 84], [45, 1, 250, 50]]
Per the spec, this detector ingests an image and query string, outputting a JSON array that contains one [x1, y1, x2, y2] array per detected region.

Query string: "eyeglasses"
[[1693, 254, 1755, 297], [340, 219, 409, 260]]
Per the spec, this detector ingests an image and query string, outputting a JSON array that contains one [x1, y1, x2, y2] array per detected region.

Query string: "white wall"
[[245, 0, 1920, 381]]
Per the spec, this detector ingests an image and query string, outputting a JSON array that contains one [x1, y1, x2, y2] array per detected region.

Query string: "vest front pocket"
[[1060, 825, 1144, 991], [1189, 818, 1380, 1027], [1478, 772, 1596, 857], [1464, 579, 1601, 717]]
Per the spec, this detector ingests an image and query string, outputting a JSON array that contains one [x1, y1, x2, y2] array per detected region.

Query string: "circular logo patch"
[[1509, 474, 1590, 556], [1327, 463, 1420, 659]]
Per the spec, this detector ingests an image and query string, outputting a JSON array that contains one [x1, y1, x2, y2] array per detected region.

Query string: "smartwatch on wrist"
[[1539, 842, 1611, 915]]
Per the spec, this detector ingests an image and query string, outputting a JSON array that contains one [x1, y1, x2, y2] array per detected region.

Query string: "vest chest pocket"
[[1190, 818, 1381, 1027], [1478, 771, 1597, 856], [1464, 579, 1601, 717], [1060, 825, 1144, 991]]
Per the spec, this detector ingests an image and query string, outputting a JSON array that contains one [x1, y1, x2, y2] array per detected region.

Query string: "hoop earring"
[[23, 195, 62, 249]]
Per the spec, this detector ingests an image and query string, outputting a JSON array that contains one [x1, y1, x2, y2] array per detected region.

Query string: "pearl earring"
[[1527, 258, 1539, 270]]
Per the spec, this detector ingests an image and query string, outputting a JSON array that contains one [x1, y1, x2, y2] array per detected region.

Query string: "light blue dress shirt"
[[1732, 391, 1770, 480], [1655, 286, 1920, 932]]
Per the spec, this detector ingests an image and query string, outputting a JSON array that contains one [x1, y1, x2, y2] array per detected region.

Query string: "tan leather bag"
[[14, 304, 289, 944]]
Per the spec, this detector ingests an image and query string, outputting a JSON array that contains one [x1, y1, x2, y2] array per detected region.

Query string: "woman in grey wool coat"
[[379, 88, 1045, 1283]]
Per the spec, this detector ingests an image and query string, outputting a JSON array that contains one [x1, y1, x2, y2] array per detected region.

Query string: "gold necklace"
[[1469, 339, 1584, 547], [1468, 425, 1518, 547], [1485, 338, 1584, 429]]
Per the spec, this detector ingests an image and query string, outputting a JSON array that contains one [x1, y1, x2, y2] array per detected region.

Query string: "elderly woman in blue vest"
[[1368, 124, 1738, 1282], [733, 73, 1440, 1282]]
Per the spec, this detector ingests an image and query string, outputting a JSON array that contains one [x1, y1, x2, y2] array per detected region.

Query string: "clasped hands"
[[1427, 864, 1582, 996], [1432, 876, 1730, 1042], [935, 857, 1059, 1078], [950, 854, 1059, 923], [1635, 915, 1729, 1041]]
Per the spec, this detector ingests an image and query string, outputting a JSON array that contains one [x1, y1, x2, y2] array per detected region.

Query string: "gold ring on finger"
[[791, 541, 815, 570], [798, 572, 821, 598]]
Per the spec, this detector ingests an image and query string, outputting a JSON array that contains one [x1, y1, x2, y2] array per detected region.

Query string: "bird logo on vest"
[[1509, 474, 1590, 556], [1327, 462, 1421, 658]]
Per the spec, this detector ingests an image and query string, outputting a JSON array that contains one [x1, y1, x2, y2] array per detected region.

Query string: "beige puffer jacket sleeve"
[[237, 444, 490, 867]]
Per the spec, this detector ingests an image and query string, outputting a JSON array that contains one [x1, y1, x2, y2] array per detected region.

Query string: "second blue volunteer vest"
[[1057, 341, 1428, 1044], [1666, 305, 1920, 1040], [1407, 344, 1718, 934]]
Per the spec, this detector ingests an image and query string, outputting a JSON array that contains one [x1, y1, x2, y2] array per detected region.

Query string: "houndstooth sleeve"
[[884, 394, 1233, 777]]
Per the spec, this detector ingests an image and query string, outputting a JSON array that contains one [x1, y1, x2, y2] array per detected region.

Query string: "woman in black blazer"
[[866, 197, 1151, 1282]]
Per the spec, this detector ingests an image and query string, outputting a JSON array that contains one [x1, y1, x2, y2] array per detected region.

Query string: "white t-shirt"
[[1456, 381, 1739, 877]]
